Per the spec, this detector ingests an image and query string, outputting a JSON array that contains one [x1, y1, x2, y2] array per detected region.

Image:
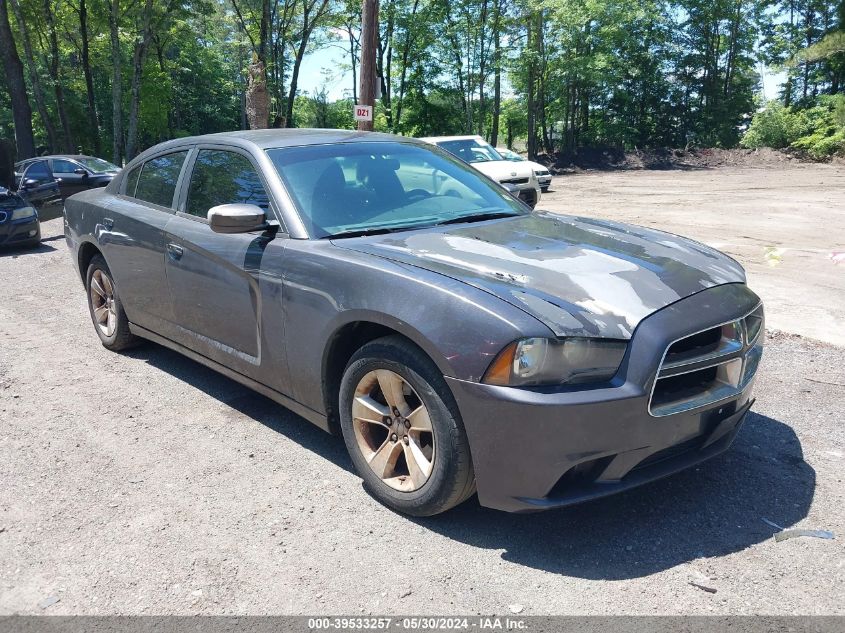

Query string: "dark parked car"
[[15, 155, 119, 200], [0, 186, 42, 248], [9, 158, 63, 225], [64, 129, 763, 516]]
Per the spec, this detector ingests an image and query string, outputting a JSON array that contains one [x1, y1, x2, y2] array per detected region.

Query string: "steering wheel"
[[406, 189, 433, 203]]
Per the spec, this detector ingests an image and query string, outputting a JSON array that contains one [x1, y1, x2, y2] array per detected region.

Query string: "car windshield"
[[267, 141, 526, 239], [435, 139, 504, 164], [77, 157, 120, 173]]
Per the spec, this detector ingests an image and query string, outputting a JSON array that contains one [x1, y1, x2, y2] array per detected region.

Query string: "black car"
[[15, 155, 120, 200], [0, 186, 41, 248], [10, 158, 63, 223]]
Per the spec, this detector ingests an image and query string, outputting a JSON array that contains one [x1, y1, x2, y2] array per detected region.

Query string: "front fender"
[[280, 240, 551, 415]]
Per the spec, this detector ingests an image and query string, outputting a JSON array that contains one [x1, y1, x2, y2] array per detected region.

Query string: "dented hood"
[[335, 213, 746, 339]]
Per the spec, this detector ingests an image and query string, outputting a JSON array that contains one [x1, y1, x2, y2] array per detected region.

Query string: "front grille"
[[649, 304, 764, 417], [502, 177, 529, 185]]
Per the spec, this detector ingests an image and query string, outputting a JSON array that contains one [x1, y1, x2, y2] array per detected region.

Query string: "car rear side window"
[[124, 165, 141, 197], [134, 151, 188, 208], [185, 150, 270, 218]]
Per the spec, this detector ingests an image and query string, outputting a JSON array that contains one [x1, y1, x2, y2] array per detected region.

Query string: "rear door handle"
[[102, 217, 114, 230], [167, 243, 183, 260]]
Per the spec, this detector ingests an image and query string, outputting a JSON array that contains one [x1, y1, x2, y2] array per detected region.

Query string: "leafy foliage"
[[0, 0, 843, 161], [742, 95, 845, 157]]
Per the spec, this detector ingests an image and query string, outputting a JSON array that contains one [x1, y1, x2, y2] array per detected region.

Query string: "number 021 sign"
[[354, 105, 373, 121]]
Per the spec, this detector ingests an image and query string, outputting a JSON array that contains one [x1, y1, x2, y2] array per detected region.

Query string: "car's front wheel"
[[339, 336, 475, 516], [85, 255, 139, 351]]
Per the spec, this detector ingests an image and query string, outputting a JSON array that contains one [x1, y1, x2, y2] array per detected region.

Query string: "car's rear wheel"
[[85, 255, 138, 351], [339, 336, 475, 516]]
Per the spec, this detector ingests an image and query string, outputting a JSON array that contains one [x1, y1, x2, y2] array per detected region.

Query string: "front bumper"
[[537, 175, 552, 189], [0, 215, 40, 247], [448, 283, 762, 513]]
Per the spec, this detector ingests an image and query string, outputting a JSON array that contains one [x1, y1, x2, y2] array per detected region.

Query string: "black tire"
[[339, 335, 476, 516], [85, 254, 139, 351]]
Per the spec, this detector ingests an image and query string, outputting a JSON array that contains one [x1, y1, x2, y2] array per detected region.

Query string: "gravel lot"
[[1, 167, 844, 616]]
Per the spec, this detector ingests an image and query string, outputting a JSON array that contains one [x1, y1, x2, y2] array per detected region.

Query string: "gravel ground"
[[1, 171, 844, 616]]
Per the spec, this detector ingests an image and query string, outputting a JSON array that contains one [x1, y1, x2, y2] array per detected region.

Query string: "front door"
[[18, 160, 62, 222], [164, 147, 289, 386], [50, 158, 90, 199]]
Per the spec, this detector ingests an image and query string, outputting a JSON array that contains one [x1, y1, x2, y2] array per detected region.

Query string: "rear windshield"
[[435, 139, 503, 163]]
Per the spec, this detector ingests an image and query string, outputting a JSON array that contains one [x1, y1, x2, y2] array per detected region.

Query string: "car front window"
[[267, 142, 526, 239], [185, 150, 270, 218]]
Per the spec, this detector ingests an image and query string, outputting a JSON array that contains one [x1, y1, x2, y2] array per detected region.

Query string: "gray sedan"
[[64, 129, 763, 515]]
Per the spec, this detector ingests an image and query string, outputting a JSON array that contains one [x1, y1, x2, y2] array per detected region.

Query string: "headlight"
[[11, 206, 36, 221], [483, 337, 627, 387]]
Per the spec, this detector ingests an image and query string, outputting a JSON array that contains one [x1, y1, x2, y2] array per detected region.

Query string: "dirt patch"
[[541, 147, 829, 172]]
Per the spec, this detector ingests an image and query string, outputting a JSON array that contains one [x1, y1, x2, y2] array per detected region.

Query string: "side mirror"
[[74, 168, 88, 176], [500, 182, 520, 196], [20, 178, 39, 190], [207, 203, 267, 234]]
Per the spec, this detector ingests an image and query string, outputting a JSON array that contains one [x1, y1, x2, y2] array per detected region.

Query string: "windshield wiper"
[[323, 225, 425, 240], [435, 211, 520, 226]]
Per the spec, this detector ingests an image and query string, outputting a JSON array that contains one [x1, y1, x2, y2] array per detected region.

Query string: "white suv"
[[419, 135, 541, 208]]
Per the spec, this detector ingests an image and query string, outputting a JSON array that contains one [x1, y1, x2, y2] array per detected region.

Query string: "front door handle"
[[102, 217, 114, 230], [166, 243, 183, 260]]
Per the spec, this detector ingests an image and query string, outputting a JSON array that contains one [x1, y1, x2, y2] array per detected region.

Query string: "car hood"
[[334, 213, 746, 339], [472, 161, 535, 182]]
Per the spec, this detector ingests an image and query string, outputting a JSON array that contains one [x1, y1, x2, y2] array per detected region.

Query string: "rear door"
[[99, 150, 189, 338], [18, 160, 63, 222], [163, 146, 289, 383]]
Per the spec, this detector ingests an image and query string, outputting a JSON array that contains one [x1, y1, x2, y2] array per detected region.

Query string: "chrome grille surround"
[[649, 303, 764, 417]]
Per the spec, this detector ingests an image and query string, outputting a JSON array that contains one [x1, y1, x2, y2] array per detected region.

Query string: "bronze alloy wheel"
[[89, 268, 117, 338], [351, 369, 436, 492]]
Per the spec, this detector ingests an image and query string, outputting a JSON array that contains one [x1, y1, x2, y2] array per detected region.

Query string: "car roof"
[[419, 135, 485, 143], [18, 155, 103, 162], [152, 129, 415, 152]]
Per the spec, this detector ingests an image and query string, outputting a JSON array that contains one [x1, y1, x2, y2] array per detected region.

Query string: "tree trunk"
[[394, 0, 419, 132], [489, 0, 501, 147], [246, 59, 270, 129], [9, 0, 59, 152], [0, 0, 35, 159], [347, 22, 358, 104], [110, 0, 124, 164], [285, 0, 329, 127], [43, 0, 75, 152], [125, 0, 154, 159], [79, 0, 100, 154], [526, 11, 539, 160]]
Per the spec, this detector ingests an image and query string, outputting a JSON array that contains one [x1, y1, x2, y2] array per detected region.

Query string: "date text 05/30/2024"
[[308, 617, 528, 630]]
